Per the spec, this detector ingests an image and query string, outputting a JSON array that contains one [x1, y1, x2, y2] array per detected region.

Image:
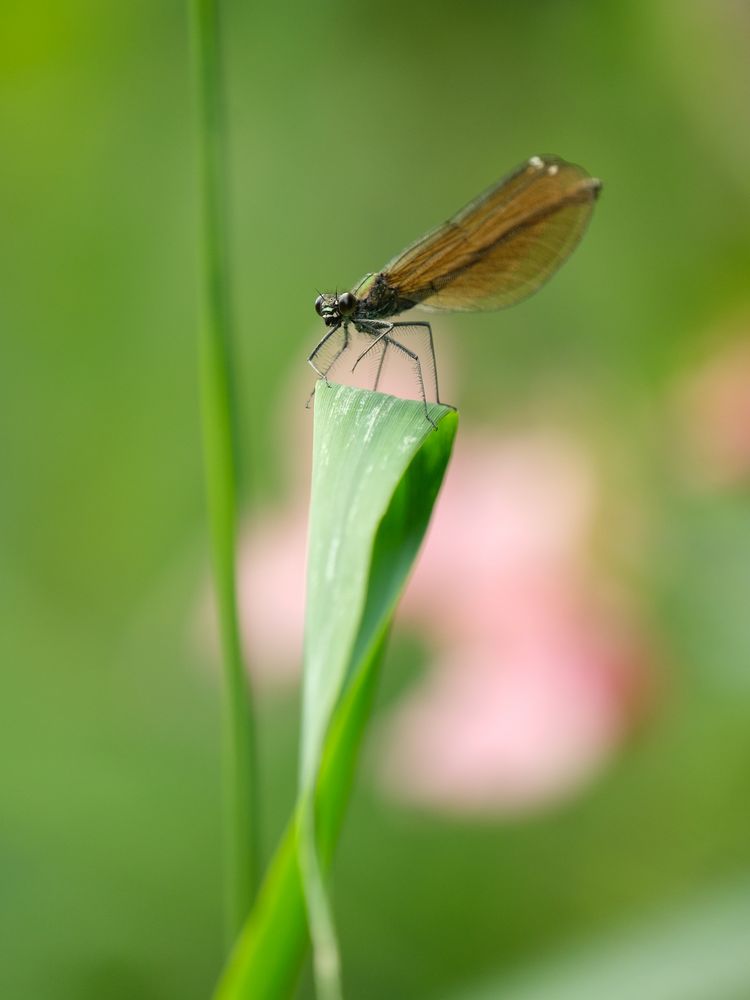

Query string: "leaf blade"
[[213, 385, 457, 999]]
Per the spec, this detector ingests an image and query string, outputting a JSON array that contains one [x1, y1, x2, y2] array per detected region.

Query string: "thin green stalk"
[[189, 0, 259, 944]]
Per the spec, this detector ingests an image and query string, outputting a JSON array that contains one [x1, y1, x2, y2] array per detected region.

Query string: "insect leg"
[[372, 338, 389, 393], [306, 323, 347, 408], [389, 321, 442, 405], [387, 334, 437, 429], [307, 322, 351, 383], [351, 322, 393, 374], [322, 322, 350, 376]]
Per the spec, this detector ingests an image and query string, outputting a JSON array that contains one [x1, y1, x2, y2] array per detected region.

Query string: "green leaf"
[[213, 384, 457, 999]]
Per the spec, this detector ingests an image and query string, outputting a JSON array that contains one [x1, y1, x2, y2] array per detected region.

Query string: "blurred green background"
[[3, 1, 750, 998]]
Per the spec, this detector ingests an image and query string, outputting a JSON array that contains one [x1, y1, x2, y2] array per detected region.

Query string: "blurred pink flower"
[[377, 632, 638, 813], [400, 431, 598, 643], [673, 331, 750, 488], [376, 430, 647, 815], [234, 507, 309, 686]]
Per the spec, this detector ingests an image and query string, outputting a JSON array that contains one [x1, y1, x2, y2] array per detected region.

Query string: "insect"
[[310, 154, 602, 423]]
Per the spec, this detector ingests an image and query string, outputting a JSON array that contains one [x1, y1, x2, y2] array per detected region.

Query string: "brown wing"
[[381, 155, 601, 313]]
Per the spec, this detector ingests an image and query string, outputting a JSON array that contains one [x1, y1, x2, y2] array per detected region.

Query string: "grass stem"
[[189, 0, 259, 945]]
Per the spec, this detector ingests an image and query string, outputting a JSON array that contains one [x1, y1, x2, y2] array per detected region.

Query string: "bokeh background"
[[3, 1, 750, 998]]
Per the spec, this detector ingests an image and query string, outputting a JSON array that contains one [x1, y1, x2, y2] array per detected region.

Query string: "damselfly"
[[310, 154, 601, 422]]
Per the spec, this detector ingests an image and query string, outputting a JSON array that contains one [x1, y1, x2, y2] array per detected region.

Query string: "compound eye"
[[338, 291, 357, 317], [314, 294, 325, 316]]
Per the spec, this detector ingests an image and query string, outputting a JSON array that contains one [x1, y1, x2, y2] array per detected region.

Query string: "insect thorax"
[[360, 273, 414, 320]]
